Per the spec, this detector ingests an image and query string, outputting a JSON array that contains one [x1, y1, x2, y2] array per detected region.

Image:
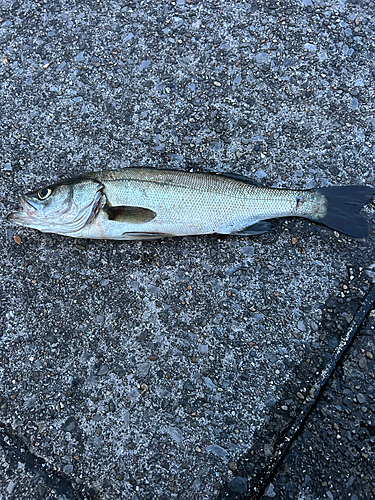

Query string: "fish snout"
[[7, 195, 38, 223]]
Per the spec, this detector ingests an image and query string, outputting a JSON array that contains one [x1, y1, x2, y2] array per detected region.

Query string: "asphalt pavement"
[[0, 0, 374, 499]]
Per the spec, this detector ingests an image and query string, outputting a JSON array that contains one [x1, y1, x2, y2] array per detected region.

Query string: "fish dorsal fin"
[[152, 168, 261, 186], [104, 205, 156, 223], [218, 172, 260, 186]]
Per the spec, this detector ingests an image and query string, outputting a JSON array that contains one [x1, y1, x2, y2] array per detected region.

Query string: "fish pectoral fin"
[[232, 220, 275, 236], [104, 205, 156, 223], [122, 232, 173, 240]]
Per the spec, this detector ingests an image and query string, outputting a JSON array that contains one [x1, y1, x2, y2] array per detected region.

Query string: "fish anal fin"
[[105, 205, 156, 223], [232, 220, 275, 236]]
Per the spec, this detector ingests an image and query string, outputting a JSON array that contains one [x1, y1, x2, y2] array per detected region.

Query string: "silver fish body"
[[7, 168, 374, 239]]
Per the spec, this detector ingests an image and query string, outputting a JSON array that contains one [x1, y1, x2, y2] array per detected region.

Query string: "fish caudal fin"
[[310, 186, 374, 238]]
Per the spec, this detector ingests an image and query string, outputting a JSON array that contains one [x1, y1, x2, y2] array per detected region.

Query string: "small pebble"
[[297, 321, 306, 332], [63, 464, 74, 474], [14, 236, 21, 245], [7, 481, 15, 494], [206, 444, 228, 457], [264, 483, 276, 497], [358, 357, 367, 369], [351, 97, 359, 110], [228, 476, 247, 494], [356, 393, 366, 404], [255, 52, 269, 63], [255, 169, 267, 178]]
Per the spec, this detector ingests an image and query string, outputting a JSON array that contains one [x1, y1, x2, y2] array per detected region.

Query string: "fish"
[[7, 168, 374, 240]]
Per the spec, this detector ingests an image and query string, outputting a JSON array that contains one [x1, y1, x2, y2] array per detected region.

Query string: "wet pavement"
[[0, 0, 374, 499]]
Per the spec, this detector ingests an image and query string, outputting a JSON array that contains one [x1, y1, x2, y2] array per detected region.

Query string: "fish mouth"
[[6, 196, 37, 223]]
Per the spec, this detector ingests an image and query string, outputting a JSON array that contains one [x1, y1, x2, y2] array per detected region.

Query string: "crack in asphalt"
[[0, 422, 95, 499], [221, 283, 375, 499]]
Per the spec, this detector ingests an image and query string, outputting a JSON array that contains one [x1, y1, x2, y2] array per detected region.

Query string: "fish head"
[[7, 178, 104, 235]]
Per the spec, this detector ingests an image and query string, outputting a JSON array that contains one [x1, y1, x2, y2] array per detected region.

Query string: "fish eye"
[[37, 188, 52, 200]]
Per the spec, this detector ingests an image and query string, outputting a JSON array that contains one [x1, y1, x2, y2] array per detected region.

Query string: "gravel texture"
[[0, 0, 374, 499], [261, 309, 375, 500]]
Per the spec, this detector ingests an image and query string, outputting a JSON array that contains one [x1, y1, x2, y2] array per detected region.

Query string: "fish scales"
[[90, 169, 301, 237], [7, 167, 374, 240]]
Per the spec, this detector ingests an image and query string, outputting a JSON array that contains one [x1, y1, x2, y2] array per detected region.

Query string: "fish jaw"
[[7, 195, 42, 227]]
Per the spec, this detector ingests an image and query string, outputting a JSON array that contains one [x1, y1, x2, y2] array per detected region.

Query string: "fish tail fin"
[[308, 186, 374, 238]]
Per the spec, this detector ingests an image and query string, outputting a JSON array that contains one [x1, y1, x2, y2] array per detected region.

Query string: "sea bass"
[[7, 168, 374, 240]]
